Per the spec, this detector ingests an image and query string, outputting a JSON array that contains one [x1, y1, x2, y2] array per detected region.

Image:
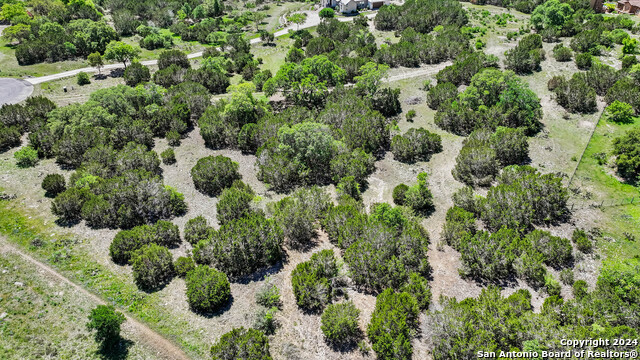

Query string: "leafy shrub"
[[344, 213, 430, 292], [256, 282, 281, 308], [391, 128, 442, 163], [123, 61, 150, 86], [526, 230, 573, 269], [441, 206, 476, 248], [613, 128, 640, 181], [392, 184, 409, 205], [572, 228, 592, 253], [254, 306, 278, 335], [544, 273, 561, 297], [401, 272, 432, 310], [504, 34, 544, 74], [606, 101, 634, 124], [166, 130, 181, 146], [552, 74, 597, 114], [573, 279, 588, 299], [42, 174, 66, 197], [404, 172, 434, 215], [480, 166, 568, 232], [575, 52, 592, 70], [210, 327, 272, 360], [186, 265, 231, 313], [87, 305, 125, 348], [321, 203, 364, 247], [452, 129, 499, 187], [174, 256, 195, 278], [160, 148, 176, 165], [321, 301, 361, 345], [458, 227, 520, 280], [109, 221, 180, 264], [552, 44, 572, 62], [216, 184, 255, 225], [0, 125, 22, 151], [158, 49, 190, 70], [622, 55, 638, 70], [560, 268, 574, 285], [367, 289, 419, 360], [269, 187, 330, 248], [51, 187, 91, 222], [291, 249, 339, 310], [14, 146, 38, 167], [191, 155, 241, 196], [193, 213, 283, 277], [77, 71, 91, 85], [131, 244, 174, 291], [184, 216, 212, 245], [426, 82, 457, 110], [336, 176, 361, 201]]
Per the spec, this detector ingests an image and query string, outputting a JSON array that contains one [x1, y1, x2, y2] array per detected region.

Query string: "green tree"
[[191, 155, 241, 196], [530, 0, 574, 32], [319, 8, 335, 19], [186, 265, 230, 313], [87, 305, 125, 348], [623, 37, 638, 55], [131, 243, 174, 291], [367, 289, 419, 360], [104, 41, 140, 68], [354, 62, 389, 97], [321, 301, 361, 345], [87, 52, 104, 75]]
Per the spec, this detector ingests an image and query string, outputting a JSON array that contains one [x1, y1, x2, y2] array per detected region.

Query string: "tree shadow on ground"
[[98, 337, 133, 360]]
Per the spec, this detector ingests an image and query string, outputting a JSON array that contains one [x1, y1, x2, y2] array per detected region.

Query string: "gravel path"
[[0, 237, 191, 360], [0, 78, 34, 106]]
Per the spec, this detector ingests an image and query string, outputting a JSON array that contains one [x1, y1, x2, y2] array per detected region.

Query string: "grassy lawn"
[[571, 115, 640, 260], [0, 199, 212, 359], [0, 40, 88, 79], [0, 251, 157, 359]]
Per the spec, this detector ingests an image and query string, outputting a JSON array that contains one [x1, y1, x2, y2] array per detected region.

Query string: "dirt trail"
[[0, 237, 191, 360]]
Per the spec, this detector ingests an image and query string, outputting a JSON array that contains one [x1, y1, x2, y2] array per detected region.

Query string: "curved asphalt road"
[[0, 78, 34, 106]]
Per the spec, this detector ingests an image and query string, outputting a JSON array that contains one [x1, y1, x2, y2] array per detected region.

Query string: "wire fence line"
[[567, 196, 639, 211]]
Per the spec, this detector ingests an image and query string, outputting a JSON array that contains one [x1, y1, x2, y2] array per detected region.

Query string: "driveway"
[[0, 78, 34, 106]]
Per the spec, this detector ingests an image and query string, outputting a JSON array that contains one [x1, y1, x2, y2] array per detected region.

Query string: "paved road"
[[25, 11, 377, 85], [0, 78, 34, 106]]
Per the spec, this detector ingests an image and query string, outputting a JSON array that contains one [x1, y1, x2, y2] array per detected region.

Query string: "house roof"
[[619, 0, 640, 5]]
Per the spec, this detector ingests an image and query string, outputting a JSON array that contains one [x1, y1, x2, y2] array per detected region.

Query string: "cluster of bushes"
[[153, 50, 230, 94], [337, 202, 432, 292], [475, 165, 569, 232], [320, 301, 361, 346], [291, 249, 340, 311], [391, 173, 435, 215], [0, 96, 56, 152], [374, 0, 468, 33], [435, 51, 499, 86], [251, 89, 389, 193], [26, 85, 198, 226], [109, 220, 181, 264], [550, 62, 635, 114], [434, 69, 543, 136], [391, 128, 442, 163], [432, 257, 640, 359], [452, 127, 529, 187], [210, 327, 272, 360], [193, 213, 284, 278], [15, 19, 118, 65], [268, 186, 330, 248], [504, 34, 544, 74]]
